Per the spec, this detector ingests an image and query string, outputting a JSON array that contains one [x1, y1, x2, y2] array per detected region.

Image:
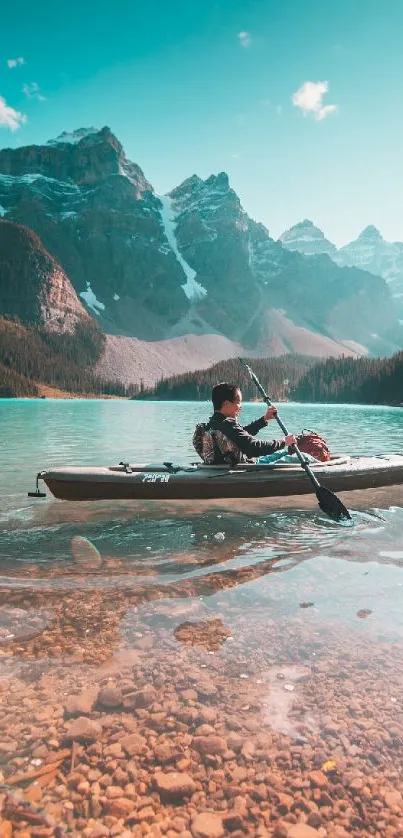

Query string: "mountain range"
[[0, 127, 402, 389], [280, 220, 403, 316]]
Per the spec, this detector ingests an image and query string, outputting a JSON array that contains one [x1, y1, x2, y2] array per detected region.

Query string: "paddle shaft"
[[243, 365, 321, 490]]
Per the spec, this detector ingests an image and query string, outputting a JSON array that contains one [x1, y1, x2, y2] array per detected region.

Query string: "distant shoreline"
[[3, 395, 402, 408]]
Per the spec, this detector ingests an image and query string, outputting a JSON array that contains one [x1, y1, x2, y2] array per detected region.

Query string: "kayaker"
[[193, 382, 297, 465]]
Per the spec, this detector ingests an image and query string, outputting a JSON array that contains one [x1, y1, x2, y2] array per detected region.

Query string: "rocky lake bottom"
[[0, 504, 403, 838]]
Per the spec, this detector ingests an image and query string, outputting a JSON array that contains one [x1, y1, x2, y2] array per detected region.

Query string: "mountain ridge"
[[0, 126, 402, 390], [280, 219, 403, 316]]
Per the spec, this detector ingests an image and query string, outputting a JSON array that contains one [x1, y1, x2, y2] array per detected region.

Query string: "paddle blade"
[[316, 485, 352, 523]]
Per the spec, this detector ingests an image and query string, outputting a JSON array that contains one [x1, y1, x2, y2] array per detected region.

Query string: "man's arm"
[[243, 416, 268, 436], [222, 418, 285, 458], [244, 406, 278, 436]]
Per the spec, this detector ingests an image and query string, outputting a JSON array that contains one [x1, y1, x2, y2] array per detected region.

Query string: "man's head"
[[212, 383, 242, 419]]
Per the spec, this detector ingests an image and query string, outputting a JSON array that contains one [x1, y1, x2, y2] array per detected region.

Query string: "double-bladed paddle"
[[240, 359, 352, 524]]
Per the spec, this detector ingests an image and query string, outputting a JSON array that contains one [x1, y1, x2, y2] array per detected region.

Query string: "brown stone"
[[106, 785, 127, 798], [154, 771, 196, 799], [88, 826, 109, 838], [137, 805, 156, 821], [287, 826, 321, 837], [134, 686, 157, 707], [384, 790, 403, 809], [307, 812, 323, 828], [277, 792, 294, 813], [98, 685, 123, 708], [65, 717, 102, 741], [64, 687, 99, 716], [226, 732, 244, 753], [195, 724, 216, 736], [223, 812, 245, 831], [191, 813, 224, 838], [192, 735, 227, 756], [153, 743, 180, 764], [241, 739, 255, 759], [182, 689, 198, 701], [349, 777, 363, 791], [197, 681, 217, 697], [105, 797, 135, 817], [230, 766, 247, 782], [119, 733, 147, 756], [308, 771, 328, 789]]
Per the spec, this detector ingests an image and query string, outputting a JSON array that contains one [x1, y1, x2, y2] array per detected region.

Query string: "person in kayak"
[[193, 382, 297, 465]]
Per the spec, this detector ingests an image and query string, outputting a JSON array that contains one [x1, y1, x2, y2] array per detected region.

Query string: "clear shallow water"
[[0, 398, 403, 617], [0, 399, 403, 833]]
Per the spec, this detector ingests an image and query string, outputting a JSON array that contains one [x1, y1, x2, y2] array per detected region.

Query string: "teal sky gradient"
[[1, 0, 403, 245]]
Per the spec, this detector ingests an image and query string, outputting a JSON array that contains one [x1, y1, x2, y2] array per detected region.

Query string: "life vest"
[[192, 423, 240, 465]]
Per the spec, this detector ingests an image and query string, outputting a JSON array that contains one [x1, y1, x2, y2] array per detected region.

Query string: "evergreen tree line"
[[134, 351, 403, 405], [0, 317, 135, 398], [134, 355, 317, 401], [293, 351, 403, 404], [0, 361, 40, 398], [3, 309, 401, 404]]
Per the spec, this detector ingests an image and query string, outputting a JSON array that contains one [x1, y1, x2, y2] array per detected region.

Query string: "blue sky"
[[1, 0, 403, 246]]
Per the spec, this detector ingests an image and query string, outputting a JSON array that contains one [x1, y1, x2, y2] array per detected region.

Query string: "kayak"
[[33, 454, 403, 502]]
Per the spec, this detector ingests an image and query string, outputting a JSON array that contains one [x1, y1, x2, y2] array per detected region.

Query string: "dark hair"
[[212, 382, 240, 410]]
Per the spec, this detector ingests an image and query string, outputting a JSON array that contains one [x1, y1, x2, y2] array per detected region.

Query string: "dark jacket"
[[206, 411, 285, 464]]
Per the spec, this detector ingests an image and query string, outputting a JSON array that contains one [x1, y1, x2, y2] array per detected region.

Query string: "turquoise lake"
[[0, 398, 403, 833]]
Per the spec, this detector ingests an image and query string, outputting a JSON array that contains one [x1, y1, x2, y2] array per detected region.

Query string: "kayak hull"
[[39, 455, 403, 502]]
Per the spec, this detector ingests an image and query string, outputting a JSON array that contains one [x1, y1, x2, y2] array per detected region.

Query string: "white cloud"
[[7, 57, 25, 68], [292, 80, 337, 121], [0, 95, 27, 131], [238, 31, 252, 48], [23, 82, 46, 102]]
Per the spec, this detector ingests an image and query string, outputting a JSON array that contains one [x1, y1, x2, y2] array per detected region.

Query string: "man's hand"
[[285, 434, 297, 447], [264, 406, 278, 422]]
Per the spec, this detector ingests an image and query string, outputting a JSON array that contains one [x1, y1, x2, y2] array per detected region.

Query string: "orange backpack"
[[295, 429, 331, 462]]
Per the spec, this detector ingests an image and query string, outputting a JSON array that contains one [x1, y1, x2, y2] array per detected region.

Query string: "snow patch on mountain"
[[47, 128, 100, 146], [0, 172, 58, 185], [0, 172, 82, 196], [80, 283, 105, 314], [159, 195, 207, 301]]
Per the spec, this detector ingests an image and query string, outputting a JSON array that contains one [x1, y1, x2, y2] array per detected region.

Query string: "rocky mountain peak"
[[280, 219, 337, 257], [0, 219, 90, 332], [170, 171, 231, 205], [284, 219, 403, 316], [205, 171, 230, 190], [46, 127, 102, 146], [357, 225, 383, 241], [281, 219, 325, 241], [0, 124, 150, 190]]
